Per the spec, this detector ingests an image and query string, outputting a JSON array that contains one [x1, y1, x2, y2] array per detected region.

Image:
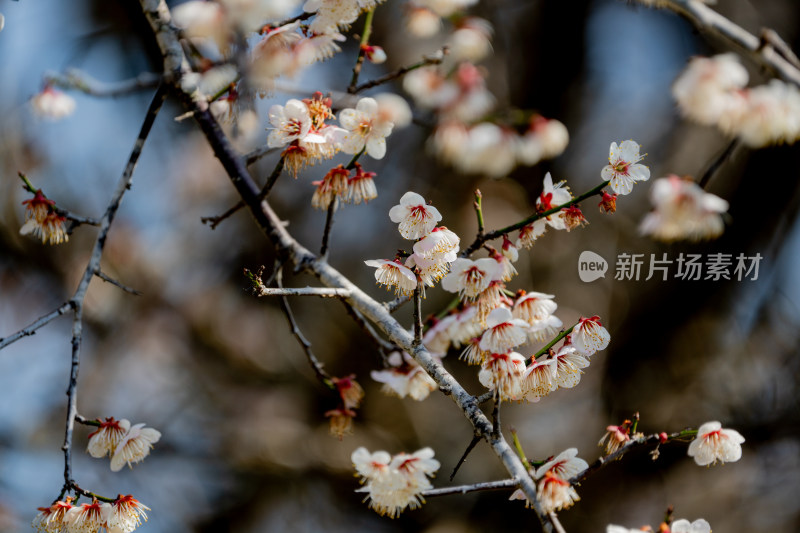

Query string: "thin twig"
[[60, 83, 167, 502], [319, 198, 338, 258], [94, 270, 143, 296], [473, 189, 485, 237], [549, 512, 567, 533], [348, 9, 375, 92], [422, 478, 518, 497], [569, 429, 697, 485], [384, 295, 410, 313], [451, 435, 481, 481], [0, 302, 74, 350], [350, 48, 448, 94], [531, 324, 577, 361], [244, 145, 279, 166], [255, 287, 352, 298], [698, 139, 738, 189], [276, 269, 333, 386], [44, 69, 163, 97], [491, 393, 501, 439], [462, 181, 610, 257], [413, 286, 423, 347], [637, 0, 800, 87]]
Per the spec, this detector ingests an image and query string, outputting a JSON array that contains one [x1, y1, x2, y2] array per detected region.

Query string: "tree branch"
[[637, 0, 800, 88], [254, 287, 352, 298], [350, 48, 448, 94], [422, 478, 519, 497], [0, 302, 74, 350], [44, 68, 162, 97]]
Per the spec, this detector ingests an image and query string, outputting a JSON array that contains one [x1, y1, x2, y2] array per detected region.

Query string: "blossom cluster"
[[86, 417, 161, 472], [324, 374, 365, 439], [607, 518, 711, 533], [673, 53, 800, 147], [640, 175, 729, 242], [20, 189, 68, 245], [509, 448, 588, 514], [351, 446, 440, 518], [33, 495, 149, 533], [366, 191, 458, 296]]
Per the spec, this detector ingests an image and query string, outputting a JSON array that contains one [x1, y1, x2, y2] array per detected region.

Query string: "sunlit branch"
[[463, 181, 610, 257], [254, 287, 352, 298], [636, 0, 800, 87], [422, 478, 519, 497]]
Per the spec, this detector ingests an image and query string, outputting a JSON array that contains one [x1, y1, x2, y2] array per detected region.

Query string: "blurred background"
[[1, 0, 800, 531]]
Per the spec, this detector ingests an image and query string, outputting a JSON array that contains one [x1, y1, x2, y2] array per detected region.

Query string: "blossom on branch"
[[63, 499, 108, 533], [389, 192, 442, 240], [20, 211, 69, 245], [31, 86, 76, 121], [478, 351, 527, 400], [441, 258, 499, 300], [33, 498, 73, 533], [687, 421, 744, 466], [371, 351, 437, 401], [352, 446, 440, 518], [570, 316, 610, 356], [345, 163, 378, 204], [364, 259, 417, 295], [639, 175, 728, 242], [87, 417, 131, 459], [479, 307, 529, 353], [671, 518, 712, 533], [601, 140, 650, 195], [110, 423, 162, 472], [106, 495, 150, 533], [339, 97, 394, 159]]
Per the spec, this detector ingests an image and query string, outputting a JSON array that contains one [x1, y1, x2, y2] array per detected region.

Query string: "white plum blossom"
[[31, 87, 76, 121], [304, 0, 362, 35], [448, 18, 493, 63], [606, 526, 647, 533], [673, 53, 749, 126], [364, 259, 417, 296], [87, 417, 131, 459], [479, 307, 529, 353], [267, 99, 317, 148], [416, 0, 477, 18], [536, 471, 580, 514], [32, 499, 74, 533], [512, 291, 557, 324], [535, 448, 589, 480], [570, 316, 610, 356], [478, 351, 527, 400], [106, 495, 150, 533], [63, 499, 109, 533], [640, 175, 729, 242], [730, 79, 800, 147], [404, 6, 441, 37], [389, 192, 442, 240], [527, 314, 563, 343], [601, 140, 650, 195], [687, 421, 745, 466], [339, 97, 394, 159], [423, 315, 458, 355], [110, 423, 162, 472], [531, 173, 573, 238], [441, 258, 499, 300], [374, 92, 413, 129], [371, 351, 438, 401], [671, 518, 712, 533], [516, 116, 569, 166], [522, 357, 558, 400], [353, 446, 440, 518], [553, 345, 589, 389]]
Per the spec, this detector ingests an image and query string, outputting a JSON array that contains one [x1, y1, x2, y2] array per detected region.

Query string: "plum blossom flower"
[[33, 498, 73, 533], [536, 471, 581, 513], [478, 351, 527, 401], [106, 495, 150, 533], [87, 417, 131, 459], [352, 446, 440, 518], [304, 0, 363, 35], [389, 192, 442, 240], [527, 314, 563, 343], [570, 316, 610, 356], [365, 259, 417, 296], [423, 315, 458, 355], [267, 99, 315, 148], [535, 448, 589, 486], [20, 211, 69, 245], [448, 17, 493, 63], [404, 6, 441, 37], [687, 421, 744, 466], [374, 92, 413, 129], [22, 189, 55, 224], [601, 140, 650, 195], [339, 97, 394, 159], [598, 190, 618, 213], [479, 307, 529, 353], [671, 518, 712, 533], [325, 407, 357, 439], [371, 351, 437, 401], [63, 499, 109, 533], [640, 175, 729, 242], [529, 172, 573, 239], [31, 86, 76, 120], [344, 163, 378, 204], [598, 421, 632, 455], [441, 258, 499, 300], [110, 423, 162, 472], [515, 116, 569, 166], [522, 358, 557, 401], [672, 53, 749, 127], [311, 165, 350, 209], [512, 291, 557, 324], [553, 345, 589, 389], [606, 525, 651, 533], [501, 235, 518, 263]]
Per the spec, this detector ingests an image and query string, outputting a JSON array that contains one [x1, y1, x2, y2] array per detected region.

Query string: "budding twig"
[[94, 270, 143, 296], [350, 47, 448, 94], [422, 478, 519, 498], [531, 323, 577, 361], [348, 9, 375, 92]]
